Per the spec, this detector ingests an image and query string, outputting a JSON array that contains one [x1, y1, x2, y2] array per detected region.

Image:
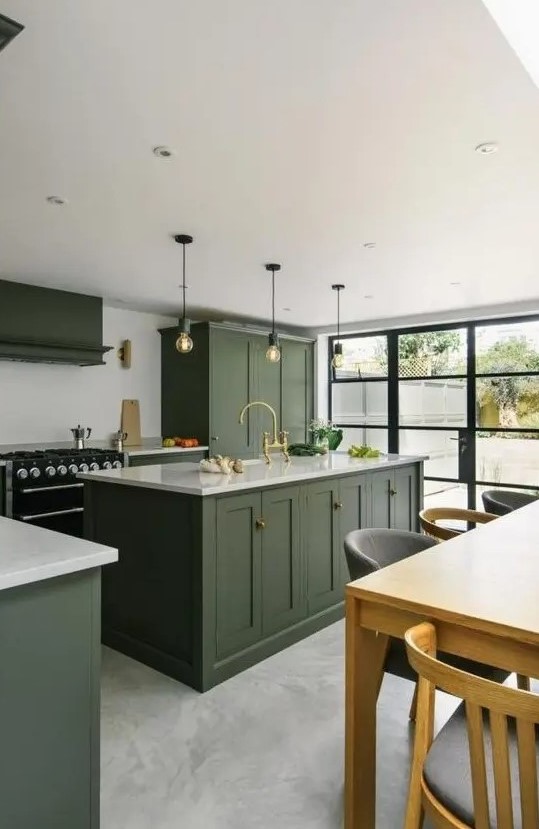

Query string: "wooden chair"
[[403, 622, 539, 829], [419, 507, 498, 542]]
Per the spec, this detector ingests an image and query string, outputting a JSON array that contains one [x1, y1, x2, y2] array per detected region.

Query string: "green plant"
[[477, 336, 539, 428]]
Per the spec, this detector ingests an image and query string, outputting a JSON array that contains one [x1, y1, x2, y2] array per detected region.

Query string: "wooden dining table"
[[345, 499, 539, 828]]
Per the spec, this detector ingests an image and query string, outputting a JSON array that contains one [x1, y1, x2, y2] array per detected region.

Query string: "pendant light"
[[331, 284, 345, 369], [265, 263, 281, 363], [174, 234, 194, 354]]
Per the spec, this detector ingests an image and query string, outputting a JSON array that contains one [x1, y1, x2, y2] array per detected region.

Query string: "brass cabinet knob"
[[255, 518, 266, 529], [389, 488, 397, 496], [211, 436, 219, 441], [334, 502, 343, 510]]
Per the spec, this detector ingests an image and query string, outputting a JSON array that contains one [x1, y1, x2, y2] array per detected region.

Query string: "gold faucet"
[[238, 401, 290, 464]]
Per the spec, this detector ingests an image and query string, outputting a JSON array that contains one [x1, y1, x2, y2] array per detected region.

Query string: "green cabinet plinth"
[[160, 322, 314, 458], [86, 461, 422, 692]]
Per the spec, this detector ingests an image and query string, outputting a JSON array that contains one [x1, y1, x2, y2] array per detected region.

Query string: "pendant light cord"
[[181, 242, 186, 320], [337, 287, 340, 340], [271, 270, 276, 336]]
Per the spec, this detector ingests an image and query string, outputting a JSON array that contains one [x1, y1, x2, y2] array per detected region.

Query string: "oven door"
[[13, 482, 84, 537]]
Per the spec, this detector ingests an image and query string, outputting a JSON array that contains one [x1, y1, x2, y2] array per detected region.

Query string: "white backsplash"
[[0, 306, 175, 444]]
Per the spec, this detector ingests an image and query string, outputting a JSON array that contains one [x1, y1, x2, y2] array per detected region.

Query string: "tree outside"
[[477, 336, 539, 430]]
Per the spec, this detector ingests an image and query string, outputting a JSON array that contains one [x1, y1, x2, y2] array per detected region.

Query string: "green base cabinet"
[[160, 322, 314, 458], [127, 450, 206, 467], [85, 461, 422, 692], [0, 570, 101, 828]]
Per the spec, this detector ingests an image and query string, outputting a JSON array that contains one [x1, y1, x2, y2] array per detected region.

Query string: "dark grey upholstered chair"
[[344, 528, 508, 719], [481, 489, 537, 517]]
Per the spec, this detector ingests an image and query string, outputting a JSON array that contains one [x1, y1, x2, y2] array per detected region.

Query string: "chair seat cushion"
[[424, 702, 539, 827], [385, 637, 508, 685]]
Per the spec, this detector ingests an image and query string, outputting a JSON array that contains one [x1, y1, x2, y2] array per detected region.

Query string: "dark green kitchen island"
[[82, 453, 424, 691]]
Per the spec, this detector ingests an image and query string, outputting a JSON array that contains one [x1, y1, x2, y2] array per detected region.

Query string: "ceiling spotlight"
[[282, 307, 292, 312], [475, 142, 498, 155], [450, 281, 461, 286], [363, 242, 376, 249], [364, 294, 374, 299], [153, 145, 176, 159], [46, 195, 68, 206]]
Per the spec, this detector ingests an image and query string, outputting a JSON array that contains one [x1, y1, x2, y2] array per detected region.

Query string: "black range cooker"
[[0, 448, 126, 537]]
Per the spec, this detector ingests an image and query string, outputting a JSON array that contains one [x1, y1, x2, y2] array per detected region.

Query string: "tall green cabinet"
[[161, 322, 315, 457]]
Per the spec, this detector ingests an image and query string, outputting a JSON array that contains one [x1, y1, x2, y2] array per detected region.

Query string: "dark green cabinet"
[[281, 339, 313, 444], [369, 468, 418, 532], [128, 450, 206, 467], [89, 460, 423, 691], [0, 570, 101, 828], [303, 479, 341, 615], [161, 322, 314, 458], [215, 486, 303, 656], [216, 492, 262, 658], [260, 486, 303, 636]]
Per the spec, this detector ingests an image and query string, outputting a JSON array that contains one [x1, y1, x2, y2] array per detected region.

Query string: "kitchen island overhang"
[[82, 453, 426, 692]]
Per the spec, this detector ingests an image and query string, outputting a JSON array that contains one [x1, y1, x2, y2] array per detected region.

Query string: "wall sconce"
[[118, 339, 132, 368]]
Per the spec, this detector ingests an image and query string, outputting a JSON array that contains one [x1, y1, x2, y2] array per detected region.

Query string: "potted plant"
[[309, 419, 343, 452]]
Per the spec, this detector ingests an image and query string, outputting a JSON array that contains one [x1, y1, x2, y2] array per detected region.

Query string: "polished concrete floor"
[[101, 621, 457, 829]]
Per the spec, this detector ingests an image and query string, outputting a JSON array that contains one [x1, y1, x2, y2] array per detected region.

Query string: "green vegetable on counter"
[[347, 444, 381, 459], [288, 443, 327, 457]]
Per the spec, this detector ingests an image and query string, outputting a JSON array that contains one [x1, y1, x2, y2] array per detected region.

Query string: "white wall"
[[0, 306, 175, 444]]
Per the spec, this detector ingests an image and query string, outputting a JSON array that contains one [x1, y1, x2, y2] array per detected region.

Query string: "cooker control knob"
[[79, 463, 89, 473], [45, 465, 56, 478], [89, 462, 100, 471], [57, 465, 67, 476], [16, 468, 28, 480], [112, 460, 123, 469], [29, 467, 40, 479], [102, 461, 112, 470], [68, 464, 78, 475]]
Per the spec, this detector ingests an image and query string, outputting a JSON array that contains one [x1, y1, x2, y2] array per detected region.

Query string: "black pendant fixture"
[[174, 234, 194, 354], [331, 284, 345, 369], [265, 263, 281, 363]]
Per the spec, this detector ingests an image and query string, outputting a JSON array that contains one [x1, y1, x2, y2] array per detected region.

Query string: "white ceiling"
[[1, 0, 539, 328]]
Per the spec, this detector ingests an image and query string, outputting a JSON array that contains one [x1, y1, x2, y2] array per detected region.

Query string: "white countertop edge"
[[79, 454, 427, 497], [0, 547, 118, 592]]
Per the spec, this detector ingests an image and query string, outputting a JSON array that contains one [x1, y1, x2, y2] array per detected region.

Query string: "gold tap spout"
[[238, 401, 290, 465]]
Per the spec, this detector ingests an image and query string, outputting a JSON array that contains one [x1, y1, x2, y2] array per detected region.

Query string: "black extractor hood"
[[0, 13, 24, 54], [0, 280, 112, 365]]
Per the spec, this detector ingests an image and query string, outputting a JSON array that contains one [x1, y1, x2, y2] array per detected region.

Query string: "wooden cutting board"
[[121, 399, 141, 446]]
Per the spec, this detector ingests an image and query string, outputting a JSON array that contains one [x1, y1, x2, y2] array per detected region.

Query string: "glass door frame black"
[[328, 312, 539, 509]]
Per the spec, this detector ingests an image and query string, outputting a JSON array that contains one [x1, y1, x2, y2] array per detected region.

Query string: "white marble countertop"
[[78, 453, 427, 497], [0, 516, 118, 591]]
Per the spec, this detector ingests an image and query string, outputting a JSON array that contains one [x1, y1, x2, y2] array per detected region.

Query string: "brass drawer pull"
[[389, 488, 397, 496], [255, 518, 266, 529], [334, 502, 343, 510]]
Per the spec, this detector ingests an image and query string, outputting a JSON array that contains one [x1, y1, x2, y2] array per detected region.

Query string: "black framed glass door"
[[329, 315, 539, 510]]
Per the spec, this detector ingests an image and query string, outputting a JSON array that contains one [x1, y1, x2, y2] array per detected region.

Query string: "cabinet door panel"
[[369, 470, 392, 528], [216, 494, 262, 658], [281, 341, 313, 444], [210, 330, 256, 457], [254, 336, 282, 429], [338, 474, 369, 585], [391, 466, 418, 531], [261, 486, 304, 636], [303, 480, 341, 614]]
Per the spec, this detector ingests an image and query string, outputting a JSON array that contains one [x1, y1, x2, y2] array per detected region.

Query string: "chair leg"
[[409, 682, 418, 722], [517, 674, 531, 691]]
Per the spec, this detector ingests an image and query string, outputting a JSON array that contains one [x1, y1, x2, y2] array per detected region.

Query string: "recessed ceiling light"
[[282, 307, 292, 312], [46, 195, 68, 206], [364, 294, 374, 299], [450, 281, 461, 286], [475, 142, 498, 155], [363, 242, 376, 249], [153, 145, 176, 159]]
